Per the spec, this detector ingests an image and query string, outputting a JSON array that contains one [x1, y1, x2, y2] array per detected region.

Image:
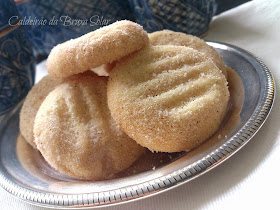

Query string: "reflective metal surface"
[[0, 42, 275, 208]]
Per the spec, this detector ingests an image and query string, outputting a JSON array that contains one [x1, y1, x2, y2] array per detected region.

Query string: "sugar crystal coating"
[[20, 71, 96, 148], [149, 30, 228, 78], [34, 73, 144, 180], [46, 20, 149, 78], [20, 76, 62, 148], [107, 45, 229, 152]]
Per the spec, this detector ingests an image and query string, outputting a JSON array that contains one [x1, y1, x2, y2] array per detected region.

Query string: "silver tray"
[[0, 42, 275, 208]]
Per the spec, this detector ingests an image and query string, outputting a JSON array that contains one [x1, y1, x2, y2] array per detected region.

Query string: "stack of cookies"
[[19, 20, 229, 180]]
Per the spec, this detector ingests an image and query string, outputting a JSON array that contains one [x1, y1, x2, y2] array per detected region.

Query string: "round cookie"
[[34, 73, 145, 180], [107, 45, 229, 152], [20, 75, 62, 148], [20, 71, 95, 148], [46, 20, 149, 78], [148, 30, 228, 78]]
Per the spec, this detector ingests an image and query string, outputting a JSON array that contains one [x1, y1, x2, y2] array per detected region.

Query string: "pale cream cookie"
[[46, 20, 149, 78], [20, 75, 62, 148], [107, 45, 229, 152], [20, 71, 96, 148], [34, 73, 144, 180], [149, 30, 228, 78]]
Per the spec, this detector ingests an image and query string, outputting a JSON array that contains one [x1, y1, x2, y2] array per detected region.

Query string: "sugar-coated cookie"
[[107, 45, 229, 152], [20, 76, 62, 148], [34, 73, 144, 180], [47, 20, 149, 78], [149, 30, 228, 78], [20, 71, 95, 148]]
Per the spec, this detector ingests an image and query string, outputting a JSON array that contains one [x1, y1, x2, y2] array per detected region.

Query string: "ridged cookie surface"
[[33, 73, 144, 180], [46, 20, 149, 78], [107, 45, 229, 152], [20, 76, 62, 148], [20, 71, 95, 148], [149, 30, 228, 78]]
